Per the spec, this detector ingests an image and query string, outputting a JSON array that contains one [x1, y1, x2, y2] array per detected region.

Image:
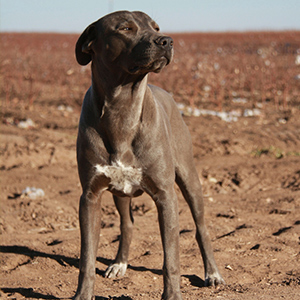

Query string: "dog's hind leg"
[[175, 163, 225, 287], [104, 196, 133, 278]]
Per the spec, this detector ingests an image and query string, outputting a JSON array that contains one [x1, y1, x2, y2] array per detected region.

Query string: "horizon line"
[[1, 28, 299, 35]]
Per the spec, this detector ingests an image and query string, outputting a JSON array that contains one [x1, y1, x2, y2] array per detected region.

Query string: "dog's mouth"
[[128, 56, 170, 74]]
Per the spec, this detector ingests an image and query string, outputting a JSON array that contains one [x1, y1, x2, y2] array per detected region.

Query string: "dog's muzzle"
[[154, 36, 173, 52], [128, 35, 174, 74]]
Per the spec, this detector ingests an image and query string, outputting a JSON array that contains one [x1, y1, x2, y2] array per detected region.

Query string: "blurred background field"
[[1, 31, 300, 114]]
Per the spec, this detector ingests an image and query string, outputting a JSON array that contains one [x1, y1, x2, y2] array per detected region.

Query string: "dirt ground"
[[1, 32, 300, 299]]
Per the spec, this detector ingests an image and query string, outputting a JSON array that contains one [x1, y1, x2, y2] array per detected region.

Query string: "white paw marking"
[[95, 160, 142, 194], [105, 262, 128, 278]]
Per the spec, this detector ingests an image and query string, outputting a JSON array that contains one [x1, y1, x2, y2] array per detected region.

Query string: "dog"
[[74, 10, 224, 300]]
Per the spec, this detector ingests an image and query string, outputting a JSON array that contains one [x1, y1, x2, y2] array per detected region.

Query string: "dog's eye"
[[121, 27, 132, 31]]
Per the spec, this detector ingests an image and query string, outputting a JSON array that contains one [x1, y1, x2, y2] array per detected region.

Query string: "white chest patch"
[[95, 160, 142, 195]]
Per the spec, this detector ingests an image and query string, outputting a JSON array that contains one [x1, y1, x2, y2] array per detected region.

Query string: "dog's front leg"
[[74, 192, 102, 300], [155, 189, 182, 300], [105, 196, 133, 278]]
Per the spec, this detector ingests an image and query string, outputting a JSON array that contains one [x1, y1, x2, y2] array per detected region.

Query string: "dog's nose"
[[154, 36, 173, 50]]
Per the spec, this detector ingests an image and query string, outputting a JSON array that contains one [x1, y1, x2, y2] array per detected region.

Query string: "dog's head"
[[75, 11, 173, 75]]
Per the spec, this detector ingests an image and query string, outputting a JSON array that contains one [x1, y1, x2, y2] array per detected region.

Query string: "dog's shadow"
[[182, 274, 205, 288], [0, 288, 130, 300], [96, 256, 162, 276], [0, 287, 61, 299], [0, 245, 163, 299], [0, 244, 79, 268], [95, 297, 132, 300], [0, 245, 204, 299]]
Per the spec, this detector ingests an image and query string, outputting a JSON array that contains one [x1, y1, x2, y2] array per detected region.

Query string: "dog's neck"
[[91, 62, 150, 166]]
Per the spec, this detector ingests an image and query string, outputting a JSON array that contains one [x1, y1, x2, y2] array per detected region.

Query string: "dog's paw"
[[73, 293, 94, 300], [104, 262, 127, 278], [205, 272, 225, 287]]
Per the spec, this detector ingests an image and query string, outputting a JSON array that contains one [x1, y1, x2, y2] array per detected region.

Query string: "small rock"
[[17, 118, 36, 129], [225, 265, 233, 271], [22, 187, 45, 200]]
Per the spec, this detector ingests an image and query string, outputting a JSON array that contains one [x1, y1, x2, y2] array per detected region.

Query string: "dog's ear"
[[75, 23, 97, 65]]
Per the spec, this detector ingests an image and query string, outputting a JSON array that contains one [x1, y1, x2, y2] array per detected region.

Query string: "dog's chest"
[[95, 160, 142, 196]]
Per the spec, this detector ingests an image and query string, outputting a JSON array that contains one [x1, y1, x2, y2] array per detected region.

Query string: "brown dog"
[[74, 10, 224, 300]]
